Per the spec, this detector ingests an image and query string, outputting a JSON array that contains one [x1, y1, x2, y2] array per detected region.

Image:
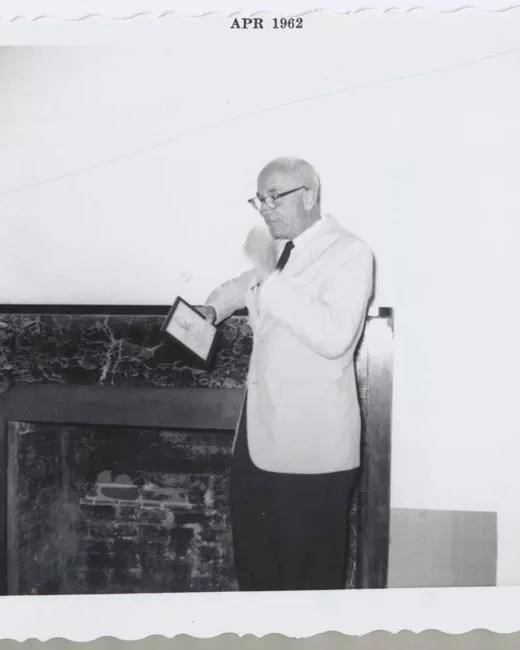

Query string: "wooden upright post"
[[357, 308, 394, 588]]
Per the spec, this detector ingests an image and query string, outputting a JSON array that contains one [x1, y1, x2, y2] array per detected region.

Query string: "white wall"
[[1, 13, 519, 584]]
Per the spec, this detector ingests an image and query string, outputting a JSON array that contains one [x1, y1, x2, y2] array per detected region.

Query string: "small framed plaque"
[[161, 296, 218, 367]]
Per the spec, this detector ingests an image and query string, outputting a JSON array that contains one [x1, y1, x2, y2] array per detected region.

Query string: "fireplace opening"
[[8, 421, 236, 595]]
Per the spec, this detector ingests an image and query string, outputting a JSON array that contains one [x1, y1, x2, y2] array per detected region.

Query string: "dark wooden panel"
[[0, 395, 7, 595], [0, 304, 249, 317], [6, 422, 18, 595], [0, 304, 171, 315], [4, 385, 244, 431], [358, 311, 393, 588]]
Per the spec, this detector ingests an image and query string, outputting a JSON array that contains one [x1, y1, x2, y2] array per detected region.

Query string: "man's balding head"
[[259, 157, 321, 198], [256, 157, 321, 240]]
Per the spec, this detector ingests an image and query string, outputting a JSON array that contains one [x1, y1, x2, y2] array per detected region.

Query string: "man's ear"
[[303, 188, 317, 210]]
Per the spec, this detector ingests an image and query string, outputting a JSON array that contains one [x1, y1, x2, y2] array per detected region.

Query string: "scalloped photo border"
[[0, 0, 520, 21]]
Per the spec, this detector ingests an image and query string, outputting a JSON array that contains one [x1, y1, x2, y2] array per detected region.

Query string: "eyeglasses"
[[248, 185, 308, 212]]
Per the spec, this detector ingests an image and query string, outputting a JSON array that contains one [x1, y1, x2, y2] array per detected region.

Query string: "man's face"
[[256, 166, 308, 240]]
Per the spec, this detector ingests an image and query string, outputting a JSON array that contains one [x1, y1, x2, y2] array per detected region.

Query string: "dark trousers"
[[230, 409, 358, 591]]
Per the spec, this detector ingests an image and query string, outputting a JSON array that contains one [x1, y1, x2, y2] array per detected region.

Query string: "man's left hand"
[[244, 227, 277, 282]]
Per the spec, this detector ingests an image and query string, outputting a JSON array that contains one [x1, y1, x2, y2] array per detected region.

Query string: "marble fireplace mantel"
[[0, 305, 393, 595]]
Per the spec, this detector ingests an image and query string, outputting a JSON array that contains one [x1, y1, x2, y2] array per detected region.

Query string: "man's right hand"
[[197, 305, 217, 324]]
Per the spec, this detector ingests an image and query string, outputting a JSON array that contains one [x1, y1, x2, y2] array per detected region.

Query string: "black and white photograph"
[[0, 6, 519, 633]]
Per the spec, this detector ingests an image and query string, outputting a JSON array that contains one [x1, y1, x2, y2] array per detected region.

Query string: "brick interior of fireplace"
[[9, 421, 236, 595]]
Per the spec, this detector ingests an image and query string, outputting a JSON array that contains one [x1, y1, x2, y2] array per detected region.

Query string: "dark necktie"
[[276, 241, 294, 271]]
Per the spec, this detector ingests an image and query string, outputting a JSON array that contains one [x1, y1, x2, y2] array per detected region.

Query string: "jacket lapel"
[[285, 215, 343, 279], [253, 216, 344, 332]]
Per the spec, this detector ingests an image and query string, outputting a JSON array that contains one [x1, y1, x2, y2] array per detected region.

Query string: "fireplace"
[[0, 306, 393, 594], [9, 417, 235, 594]]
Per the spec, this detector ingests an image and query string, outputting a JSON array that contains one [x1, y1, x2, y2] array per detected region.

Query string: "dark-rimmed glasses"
[[248, 185, 308, 212]]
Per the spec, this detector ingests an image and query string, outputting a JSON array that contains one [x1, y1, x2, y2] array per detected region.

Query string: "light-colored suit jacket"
[[206, 215, 374, 474]]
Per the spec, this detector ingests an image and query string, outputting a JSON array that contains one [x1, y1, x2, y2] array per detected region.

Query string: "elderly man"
[[201, 157, 374, 591]]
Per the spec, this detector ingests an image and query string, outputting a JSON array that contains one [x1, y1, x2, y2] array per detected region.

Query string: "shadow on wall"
[[388, 508, 497, 588]]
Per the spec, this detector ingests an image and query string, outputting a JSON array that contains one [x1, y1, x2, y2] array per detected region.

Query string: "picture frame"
[[161, 296, 218, 368]]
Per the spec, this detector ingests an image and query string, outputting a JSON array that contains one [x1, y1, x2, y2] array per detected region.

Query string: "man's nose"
[[260, 205, 274, 219]]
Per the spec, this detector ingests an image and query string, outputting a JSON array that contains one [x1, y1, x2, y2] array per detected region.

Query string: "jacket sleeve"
[[205, 269, 255, 324], [259, 241, 374, 359]]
